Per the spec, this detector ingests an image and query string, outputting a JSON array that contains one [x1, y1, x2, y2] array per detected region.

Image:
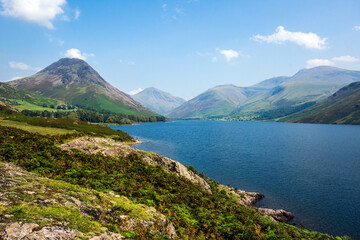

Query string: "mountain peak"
[[39, 58, 88, 73], [295, 65, 352, 76], [290, 65, 360, 84], [132, 87, 185, 115]]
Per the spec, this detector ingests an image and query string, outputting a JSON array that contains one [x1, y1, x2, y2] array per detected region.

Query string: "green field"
[[0, 119, 74, 135]]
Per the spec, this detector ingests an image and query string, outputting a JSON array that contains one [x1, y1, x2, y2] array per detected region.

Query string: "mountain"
[[169, 66, 360, 120], [131, 87, 185, 114], [280, 81, 360, 124], [231, 66, 360, 120], [167, 84, 263, 119], [8, 58, 155, 116]]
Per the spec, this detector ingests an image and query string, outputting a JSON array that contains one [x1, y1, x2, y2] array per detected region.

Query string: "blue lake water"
[[112, 121, 360, 238]]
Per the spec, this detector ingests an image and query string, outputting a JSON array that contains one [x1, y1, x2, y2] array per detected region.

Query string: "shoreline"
[[112, 135, 295, 223]]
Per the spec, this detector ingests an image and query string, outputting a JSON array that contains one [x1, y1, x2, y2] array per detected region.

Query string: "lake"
[[112, 120, 360, 238]]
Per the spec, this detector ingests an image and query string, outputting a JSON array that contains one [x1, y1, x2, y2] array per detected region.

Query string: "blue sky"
[[1, 0, 360, 99]]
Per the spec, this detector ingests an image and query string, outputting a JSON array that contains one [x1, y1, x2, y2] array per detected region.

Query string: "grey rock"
[[257, 208, 294, 222], [4, 222, 39, 240]]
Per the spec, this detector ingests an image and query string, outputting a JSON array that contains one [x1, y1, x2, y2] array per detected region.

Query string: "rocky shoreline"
[[218, 184, 294, 222], [59, 137, 294, 223]]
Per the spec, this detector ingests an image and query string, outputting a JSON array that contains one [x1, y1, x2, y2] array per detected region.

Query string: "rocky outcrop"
[[0, 162, 176, 239], [220, 185, 265, 206], [257, 208, 295, 222], [59, 137, 211, 192], [2, 223, 79, 240], [219, 185, 294, 222]]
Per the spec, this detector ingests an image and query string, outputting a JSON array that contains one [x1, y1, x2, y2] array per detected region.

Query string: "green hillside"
[[0, 82, 61, 111], [280, 81, 360, 124]]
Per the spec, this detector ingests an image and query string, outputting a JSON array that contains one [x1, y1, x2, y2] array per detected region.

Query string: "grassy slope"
[[280, 82, 360, 124], [231, 82, 344, 120], [0, 105, 134, 141], [0, 119, 73, 135], [0, 82, 62, 111]]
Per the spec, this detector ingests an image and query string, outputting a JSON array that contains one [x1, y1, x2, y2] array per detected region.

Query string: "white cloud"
[[9, 61, 30, 70], [353, 26, 360, 31], [211, 57, 217, 62], [75, 8, 80, 20], [306, 59, 335, 68], [253, 26, 327, 50], [332, 55, 358, 62], [306, 55, 359, 68], [127, 62, 136, 65], [220, 49, 239, 62], [0, 0, 67, 29], [64, 48, 94, 61], [128, 88, 143, 95]]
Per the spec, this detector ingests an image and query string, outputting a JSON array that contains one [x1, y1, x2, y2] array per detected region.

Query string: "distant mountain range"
[[3, 58, 360, 125], [168, 66, 360, 121], [8, 58, 155, 116], [131, 87, 185, 115]]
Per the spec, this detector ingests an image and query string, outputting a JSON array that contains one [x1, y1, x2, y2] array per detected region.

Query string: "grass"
[[0, 119, 73, 135], [11, 99, 62, 111], [2, 115, 134, 141]]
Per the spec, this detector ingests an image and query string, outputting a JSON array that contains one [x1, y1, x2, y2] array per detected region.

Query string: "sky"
[[1, 0, 360, 100]]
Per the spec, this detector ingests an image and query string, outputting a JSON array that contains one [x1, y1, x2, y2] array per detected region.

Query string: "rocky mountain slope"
[[132, 87, 185, 115], [8, 58, 155, 116]]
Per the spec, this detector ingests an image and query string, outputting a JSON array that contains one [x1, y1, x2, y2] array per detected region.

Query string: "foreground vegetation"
[[0, 122, 349, 239], [0, 161, 171, 239]]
